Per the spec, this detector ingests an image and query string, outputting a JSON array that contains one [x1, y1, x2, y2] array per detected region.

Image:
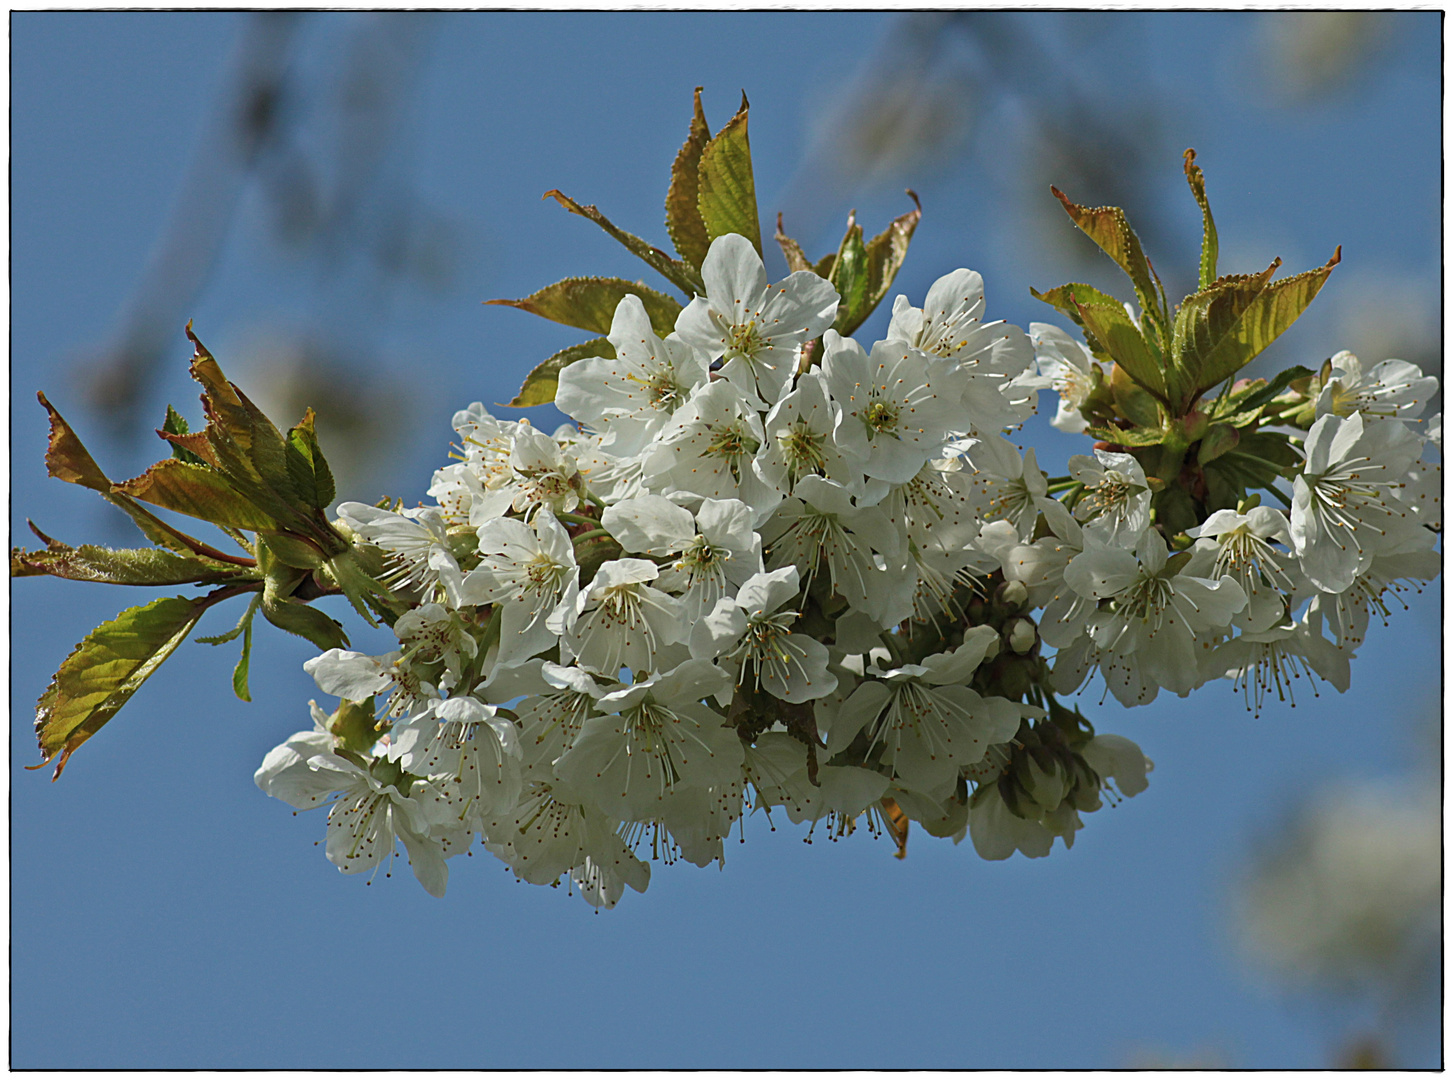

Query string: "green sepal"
[[508, 336, 615, 408], [260, 593, 348, 651], [32, 595, 210, 780], [542, 189, 704, 298], [329, 696, 384, 755], [696, 92, 761, 256], [322, 548, 393, 628], [487, 276, 682, 337], [1183, 149, 1219, 290], [665, 87, 712, 269]]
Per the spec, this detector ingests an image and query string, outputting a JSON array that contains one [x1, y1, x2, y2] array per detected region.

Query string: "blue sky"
[[10, 12, 1441, 1068]]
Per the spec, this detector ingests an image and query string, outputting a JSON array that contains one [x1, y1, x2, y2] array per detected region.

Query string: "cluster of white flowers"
[[255, 235, 1440, 903]]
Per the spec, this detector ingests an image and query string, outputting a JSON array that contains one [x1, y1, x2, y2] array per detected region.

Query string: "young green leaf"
[[665, 87, 713, 269], [829, 214, 870, 334], [1029, 282, 1126, 365], [697, 92, 762, 256], [1072, 296, 1166, 404], [1183, 248, 1342, 400], [35, 392, 252, 565], [508, 336, 616, 408], [860, 190, 922, 317], [161, 405, 210, 466], [32, 595, 211, 780], [232, 600, 256, 702], [487, 277, 682, 337], [197, 594, 262, 703], [542, 189, 704, 297], [11, 538, 247, 586], [1211, 365, 1315, 422], [1083, 424, 1167, 447], [112, 458, 282, 533], [1109, 363, 1163, 429], [184, 327, 348, 556], [285, 408, 337, 513], [1051, 186, 1168, 345], [774, 213, 814, 274], [1183, 149, 1219, 290]]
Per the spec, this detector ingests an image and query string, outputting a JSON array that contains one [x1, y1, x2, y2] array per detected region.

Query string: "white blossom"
[[674, 232, 838, 406], [554, 294, 708, 455], [1031, 322, 1097, 434]]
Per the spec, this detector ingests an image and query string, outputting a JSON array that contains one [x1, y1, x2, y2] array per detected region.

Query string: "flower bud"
[[329, 696, 384, 754], [1017, 749, 1067, 810], [1005, 616, 1038, 655], [996, 579, 1029, 611]]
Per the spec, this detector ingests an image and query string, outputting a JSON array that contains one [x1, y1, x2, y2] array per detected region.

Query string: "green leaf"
[[829, 214, 870, 335], [161, 405, 209, 466], [1051, 186, 1167, 345], [36, 390, 111, 493], [696, 92, 762, 256], [665, 87, 712, 269], [1029, 283, 1125, 365], [195, 593, 261, 703], [11, 537, 246, 586], [285, 408, 337, 512], [184, 327, 348, 556], [1183, 149, 1219, 290], [1196, 423, 1241, 466], [112, 458, 282, 532], [1209, 365, 1314, 425], [542, 189, 703, 297], [32, 595, 209, 779], [1205, 431, 1303, 494], [1169, 261, 1281, 409], [860, 190, 922, 318], [1072, 296, 1167, 404], [35, 391, 257, 566], [1109, 353, 1164, 428], [508, 337, 615, 408], [1181, 249, 1342, 401], [774, 213, 814, 274], [232, 604, 255, 702], [487, 277, 682, 337], [1083, 424, 1166, 447]]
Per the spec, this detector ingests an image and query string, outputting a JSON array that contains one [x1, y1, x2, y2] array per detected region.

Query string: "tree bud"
[[1006, 616, 1038, 655]]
